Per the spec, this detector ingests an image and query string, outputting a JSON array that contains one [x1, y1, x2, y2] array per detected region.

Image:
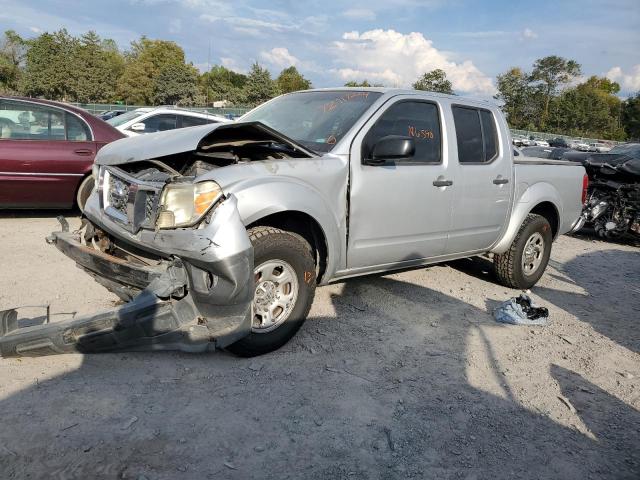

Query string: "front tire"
[[76, 176, 94, 212], [226, 226, 316, 357], [494, 214, 552, 289]]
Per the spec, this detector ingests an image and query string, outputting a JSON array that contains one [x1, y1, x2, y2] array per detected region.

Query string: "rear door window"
[[364, 100, 442, 164], [452, 106, 499, 163]]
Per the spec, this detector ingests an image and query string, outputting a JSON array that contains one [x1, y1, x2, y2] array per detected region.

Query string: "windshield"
[[240, 91, 382, 153], [106, 110, 145, 127]]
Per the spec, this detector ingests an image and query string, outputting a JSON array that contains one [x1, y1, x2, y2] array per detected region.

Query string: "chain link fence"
[[69, 103, 252, 118]]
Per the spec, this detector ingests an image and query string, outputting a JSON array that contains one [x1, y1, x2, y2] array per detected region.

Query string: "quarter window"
[[65, 113, 91, 141], [452, 106, 499, 163], [179, 115, 211, 128], [364, 101, 442, 164]]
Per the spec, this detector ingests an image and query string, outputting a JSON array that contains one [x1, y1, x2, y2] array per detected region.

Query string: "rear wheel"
[[226, 226, 316, 357], [494, 214, 552, 289], [76, 176, 94, 212]]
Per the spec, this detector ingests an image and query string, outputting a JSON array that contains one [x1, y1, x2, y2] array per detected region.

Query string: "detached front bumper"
[[0, 195, 254, 358]]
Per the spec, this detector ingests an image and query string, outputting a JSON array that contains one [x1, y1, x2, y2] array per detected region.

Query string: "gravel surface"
[[1, 213, 639, 480]]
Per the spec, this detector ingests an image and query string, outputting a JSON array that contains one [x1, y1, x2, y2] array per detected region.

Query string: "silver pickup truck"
[[0, 89, 587, 358]]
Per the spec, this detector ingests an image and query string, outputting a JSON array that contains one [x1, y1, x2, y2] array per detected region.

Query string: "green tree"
[[549, 80, 625, 140], [243, 62, 277, 107], [495, 67, 544, 129], [117, 37, 186, 104], [622, 93, 640, 140], [344, 80, 372, 87], [200, 65, 247, 105], [276, 66, 311, 94], [154, 62, 199, 105], [21, 29, 77, 100], [71, 31, 123, 102], [0, 30, 26, 93], [530, 55, 581, 128], [583, 75, 620, 95], [412, 69, 453, 94]]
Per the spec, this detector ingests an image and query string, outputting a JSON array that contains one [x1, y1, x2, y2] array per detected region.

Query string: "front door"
[[347, 98, 454, 269], [445, 105, 513, 253]]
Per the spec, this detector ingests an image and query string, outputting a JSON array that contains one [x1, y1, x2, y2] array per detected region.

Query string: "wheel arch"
[[246, 210, 330, 284], [492, 182, 563, 254]]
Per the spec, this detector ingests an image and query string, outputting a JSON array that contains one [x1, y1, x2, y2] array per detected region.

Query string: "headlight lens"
[[156, 181, 223, 229]]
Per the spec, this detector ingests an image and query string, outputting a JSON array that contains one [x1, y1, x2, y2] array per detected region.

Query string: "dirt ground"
[[0, 212, 638, 480]]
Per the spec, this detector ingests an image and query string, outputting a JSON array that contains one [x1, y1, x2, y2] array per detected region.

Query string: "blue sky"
[[2, 0, 639, 96]]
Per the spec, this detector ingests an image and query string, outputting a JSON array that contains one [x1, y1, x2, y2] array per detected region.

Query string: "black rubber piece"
[[226, 226, 316, 357], [494, 214, 553, 289]]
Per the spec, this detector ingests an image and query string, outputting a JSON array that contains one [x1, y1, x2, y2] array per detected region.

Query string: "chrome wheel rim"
[[251, 260, 299, 333], [522, 232, 545, 275]]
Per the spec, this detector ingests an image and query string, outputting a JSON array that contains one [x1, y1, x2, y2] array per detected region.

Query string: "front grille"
[[101, 167, 163, 232]]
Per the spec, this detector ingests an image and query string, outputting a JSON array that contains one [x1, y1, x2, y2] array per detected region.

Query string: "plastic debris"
[[493, 294, 549, 326]]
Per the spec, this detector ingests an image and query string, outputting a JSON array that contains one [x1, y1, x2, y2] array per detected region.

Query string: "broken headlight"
[[156, 181, 223, 229]]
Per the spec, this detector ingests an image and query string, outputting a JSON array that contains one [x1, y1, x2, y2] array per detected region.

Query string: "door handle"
[[432, 179, 453, 187], [493, 177, 509, 185], [73, 149, 93, 156]]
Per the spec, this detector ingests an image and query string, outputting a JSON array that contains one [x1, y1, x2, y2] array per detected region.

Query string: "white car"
[[533, 139, 550, 147], [588, 142, 612, 153], [574, 141, 590, 151], [106, 107, 230, 137]]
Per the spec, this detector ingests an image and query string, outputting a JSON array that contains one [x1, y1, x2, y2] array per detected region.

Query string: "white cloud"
[[342, 8, 377, 21], [169, 18, 182, 34], [522, 28, 538, 39], [220, 57, 247, 74], [331, 29, 495, 95], [28, 26, 42, 33], [200, 14, 296, 33], [260, 47, 299, 68], [606, 65, 640, 91]]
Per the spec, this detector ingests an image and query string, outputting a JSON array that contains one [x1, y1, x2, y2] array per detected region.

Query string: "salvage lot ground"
[[0, 213, 639, 480]]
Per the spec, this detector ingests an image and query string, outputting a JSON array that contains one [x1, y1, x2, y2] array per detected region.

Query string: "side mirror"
[[130, 122, 146, 132], [366, 135, 415, 165]]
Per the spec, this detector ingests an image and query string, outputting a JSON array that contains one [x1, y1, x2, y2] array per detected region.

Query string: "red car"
[[0, 96, 124, 210]]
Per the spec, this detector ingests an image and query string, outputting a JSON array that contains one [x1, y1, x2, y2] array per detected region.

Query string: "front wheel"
[[494, 214, 553, 289], [226, 226, 316, 357], [76, 176, 94, 212]]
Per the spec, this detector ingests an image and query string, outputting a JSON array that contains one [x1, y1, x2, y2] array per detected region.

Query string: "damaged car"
[[0, 89, 587, 358]]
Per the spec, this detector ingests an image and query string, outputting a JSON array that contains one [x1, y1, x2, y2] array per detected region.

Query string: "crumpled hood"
[[95, 121, 315, 166]]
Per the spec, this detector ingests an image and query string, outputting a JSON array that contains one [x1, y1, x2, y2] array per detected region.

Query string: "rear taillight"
[[581, 174, 589, 204]]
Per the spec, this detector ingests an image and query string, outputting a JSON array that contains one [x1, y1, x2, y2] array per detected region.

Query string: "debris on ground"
[[494, 294, 549, 326]]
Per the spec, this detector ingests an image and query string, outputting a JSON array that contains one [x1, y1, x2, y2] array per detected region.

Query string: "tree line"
[[1, 29, 638, 140], [0, 29, 311, 108]]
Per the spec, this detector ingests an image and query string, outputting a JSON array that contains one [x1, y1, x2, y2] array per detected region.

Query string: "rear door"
[[445, 105, 512, 253], [0, 99, 95, 208], [347, 97, 454, 268]]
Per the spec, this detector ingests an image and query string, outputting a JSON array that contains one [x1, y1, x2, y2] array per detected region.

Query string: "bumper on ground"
[[0, 195, 254, 358]]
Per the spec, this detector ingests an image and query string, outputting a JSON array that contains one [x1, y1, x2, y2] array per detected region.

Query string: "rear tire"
[[494, 214, 552, 289], [76, 176, 94, 212], [226, 226, 316, 357]]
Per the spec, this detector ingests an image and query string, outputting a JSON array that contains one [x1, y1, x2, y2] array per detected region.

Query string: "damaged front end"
[[0, 121, 317, 358], [0, 192, 253, 358]]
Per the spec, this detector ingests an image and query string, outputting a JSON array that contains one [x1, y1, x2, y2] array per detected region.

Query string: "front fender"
[[230, 177, 345, 282], [491, 181, 562, 254]]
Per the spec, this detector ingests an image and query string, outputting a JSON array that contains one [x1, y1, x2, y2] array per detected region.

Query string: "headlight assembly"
[[156, 181, 223, 229]]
